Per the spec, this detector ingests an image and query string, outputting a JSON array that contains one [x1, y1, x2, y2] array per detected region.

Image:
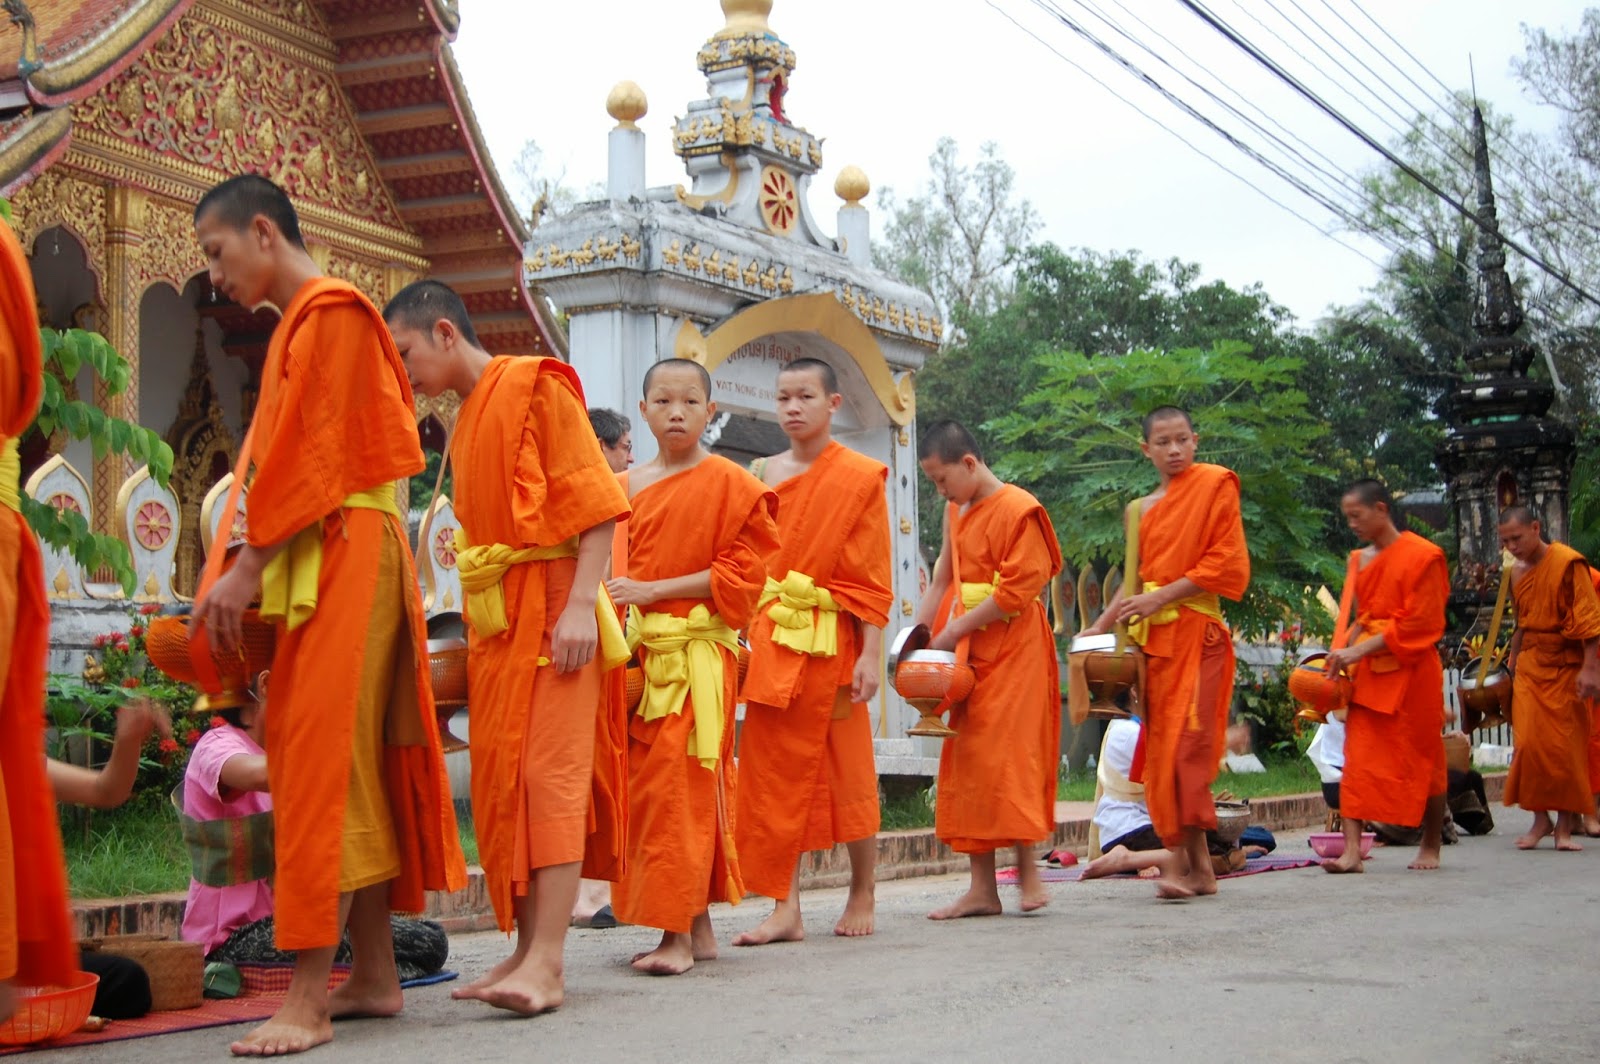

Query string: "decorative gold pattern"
[[9, 169, 109, 288], [139, 196, 206, 292], [72, 3, 403, 230], [758, 165, 798, 235]]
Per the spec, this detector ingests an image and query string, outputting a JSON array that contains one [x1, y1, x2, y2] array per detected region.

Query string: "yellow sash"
[[629, 604, 740, 770], [454, 531, 628, 668], [1126, 581, 1223, 646], [956, 571, 1007, 625], [759, 570, 840, 657], [0, 437, 18, 513], [259, 484, 400, 630]]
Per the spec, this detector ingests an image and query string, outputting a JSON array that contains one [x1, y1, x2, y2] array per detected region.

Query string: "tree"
[[986, 342, 1339, 641], [873, 138, 1040, 333]]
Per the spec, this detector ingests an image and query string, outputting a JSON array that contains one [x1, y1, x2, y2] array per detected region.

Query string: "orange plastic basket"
[[0, 972, 99, 1046], [145, 611, 275, 709]]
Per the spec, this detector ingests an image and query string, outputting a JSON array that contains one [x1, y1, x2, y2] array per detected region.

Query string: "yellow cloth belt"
[[260, 484, 400, 630], [759, 570, 840, 657], [629, 604, 740, 771], [956, 572, 1009, 626], [0, 437, 18, 512], [1126, 581, 1223, 646], [454, 530, 628, 669]]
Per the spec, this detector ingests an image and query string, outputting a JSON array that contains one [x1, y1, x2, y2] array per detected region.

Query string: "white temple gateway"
[[529, 0, 942, 774]]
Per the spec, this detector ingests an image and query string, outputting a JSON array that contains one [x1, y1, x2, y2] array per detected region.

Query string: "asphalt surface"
[[56, 814, 1600, 1064]]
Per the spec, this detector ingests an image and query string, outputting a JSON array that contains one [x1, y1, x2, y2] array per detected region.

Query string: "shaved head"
[[1498, 504, 1541, 528], [384, 279, 481, 348], [644, 358, 712, 398], [780, 357, 838, 395], [1343, 478, 1394, 512], [918, 419, 984, 464], [194, 175, 304, 249], [1141, 405, 1194, 440]]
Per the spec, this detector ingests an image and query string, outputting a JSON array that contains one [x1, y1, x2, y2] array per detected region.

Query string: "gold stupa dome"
[[718, 0, 773, 36], [606, 81, 648, 129], [834, 165, 870, 206]]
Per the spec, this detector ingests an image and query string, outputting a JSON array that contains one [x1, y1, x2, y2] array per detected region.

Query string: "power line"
[[1176, 0, 1600, 311], [982, 0, 1397, 276]]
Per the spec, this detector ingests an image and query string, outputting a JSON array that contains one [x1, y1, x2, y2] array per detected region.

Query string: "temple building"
[[0, 0, 558, 592]]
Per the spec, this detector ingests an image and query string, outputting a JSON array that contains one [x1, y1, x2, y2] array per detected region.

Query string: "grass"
[[63, 798, 483, 898], [1058, 753, 1323, 802], [880, 788, 937, 831]]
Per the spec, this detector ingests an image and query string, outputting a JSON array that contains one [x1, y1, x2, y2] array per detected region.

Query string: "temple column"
[[97, 186, 148, 536]]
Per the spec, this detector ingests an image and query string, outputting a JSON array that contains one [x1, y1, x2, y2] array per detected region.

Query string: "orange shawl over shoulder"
[[451, 356, 629, 928], [247, 278, 465, 949], [0, 217, 75, 987], [736, 442, 891, 898], [610, 457, 776, 933], [1505, 542, 1600, 814], [1133, 463, 1249, 844], [1339, 531, 1449, 826], [932, 485, 1062, 853]]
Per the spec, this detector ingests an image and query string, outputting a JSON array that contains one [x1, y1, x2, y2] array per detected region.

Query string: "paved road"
[[67, 815, 1600, 1064]]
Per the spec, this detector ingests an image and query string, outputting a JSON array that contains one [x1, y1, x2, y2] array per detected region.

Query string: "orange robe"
[[451, 357, 629, 931], [1504, 542, 1600, 815], [932, 485, 1062, 854], [1339, 532, 1449, 826], [736, 442, 892, 899], [1587, 567, 1600, 797], [610, 458, 776, 933], [0, 218, 75, 987], [246, 278, 465, 950], [1131, 463, 1250, 847]]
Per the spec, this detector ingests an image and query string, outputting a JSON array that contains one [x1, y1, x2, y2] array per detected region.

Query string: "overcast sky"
[[453, 0, 1589, 327]]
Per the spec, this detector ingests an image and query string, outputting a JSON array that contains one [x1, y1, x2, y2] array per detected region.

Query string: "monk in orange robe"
[[383, 281, 629, 1014], [1091, 406, 1249, 899], [733, 358, 891, 945], [914, 420, 1061, 920], [1321, 480, 1449, 873], [1498, 505, 1600, 851], [1586, 566, 1600, 837], [605, 359, 777, 975], [192, 177, 465, 1055], [0, 216, 76, 1023]]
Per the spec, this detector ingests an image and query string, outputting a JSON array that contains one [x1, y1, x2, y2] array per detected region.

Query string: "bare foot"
[[690, 912, 719, 961], [1556, 835, 1584, 852], [631, 934, 695, 976], [1015, 864, 1050, 913], [733, 906, 805, 947], [1408, 848, 1441, 870], [1081, 846, 1137, 880], [1321, 854, 1364, 874], [1153, 877, 1195, 899], [1516, 823, 1552, 850], [230, 1003, 333, 1056], [478, 957, 564, 1016], [454, 952, 522, 1000], [1136, 866, 1161, 879], [1583, 815, 1600, 837], [834, 889, 875, 938], [928, 889, 1003, 920], [327, 976, 403, 1020]]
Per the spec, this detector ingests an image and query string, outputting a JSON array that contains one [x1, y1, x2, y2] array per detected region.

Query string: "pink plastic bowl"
[[1308, 832, 1376, 859]]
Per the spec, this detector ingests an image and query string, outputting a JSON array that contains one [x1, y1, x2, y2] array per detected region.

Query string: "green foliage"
[[61, 793, 188, 898], [987, 342, 1339, 640], [1568, 415, 1600, 561], [24, 327, 176, 595], [1233, 632, 1306, 755], [410, 447, 453, 512]]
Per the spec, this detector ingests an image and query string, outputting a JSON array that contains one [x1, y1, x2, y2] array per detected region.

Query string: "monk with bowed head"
[[192, 176, 465, 1055], [914, 420, 1062, 920], [606, 359, 778, 974], [1088, 406, 1249, 899], [733, 358, 891, 945], [1497, 505, 1600, 852], [1321, 480, 1449, 873], [383, 280, 630, 1014], [0, 213, 77, 1024]]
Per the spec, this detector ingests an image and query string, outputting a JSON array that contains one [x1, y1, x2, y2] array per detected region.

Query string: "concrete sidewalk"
[[61, 807, 1597, 1064]]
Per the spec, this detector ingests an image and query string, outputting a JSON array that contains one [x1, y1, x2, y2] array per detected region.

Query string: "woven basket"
[[146, 612, 275, 710], [0, 972, 98, 1046], [428, 638, 469, 706], [85, 935, 204, 1011]]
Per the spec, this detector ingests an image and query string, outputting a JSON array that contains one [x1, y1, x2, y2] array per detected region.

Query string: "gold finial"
[[718, 0, 772, 36], [607, 81, 648, 129], [835, 165, 870, 206]]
